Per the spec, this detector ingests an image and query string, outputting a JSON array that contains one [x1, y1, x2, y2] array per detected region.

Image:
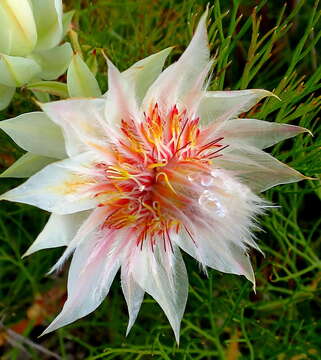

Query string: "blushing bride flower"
[[0, 12, 310, 341]]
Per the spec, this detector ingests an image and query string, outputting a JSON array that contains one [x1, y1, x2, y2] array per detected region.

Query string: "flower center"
[[94, 104, 227, 249]]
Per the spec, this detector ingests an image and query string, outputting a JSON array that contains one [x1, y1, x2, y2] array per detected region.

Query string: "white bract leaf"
[[121, 255, 145, 335], [0, 112, 66, 159], [215, 146, 307, 192], [0, 153, 99, 214], [197, 89, 275, 124], [0, 153, 56, 178], [67, 54, 102, 97], [120, 47, 173, 104], [23, 211, 90, 257], [130, 243, 188, 343], [143, 10, 210, 111], [215, 118, 310, 149], [41, 233, 122, 335]]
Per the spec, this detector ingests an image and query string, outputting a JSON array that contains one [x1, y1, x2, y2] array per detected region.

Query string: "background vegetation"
[[0, 0, 320, 359]]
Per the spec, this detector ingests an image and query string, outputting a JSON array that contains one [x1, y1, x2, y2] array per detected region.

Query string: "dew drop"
[[199, 190, 226, 217], [200, 175, 214, 187]]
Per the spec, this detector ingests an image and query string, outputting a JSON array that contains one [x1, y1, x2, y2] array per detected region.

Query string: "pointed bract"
[[42, 233, 122, 335], [143, 11, 210, 111], [215, 118, 310, 149], [0, 153, 99, 214], [67, 54, 102, 98], [197, 89, 274, 124], [0, 112, 66, 159], [130, 243, 188, 342], [121, 264, 145, 336], [23, 211, 90, 257], [0, 153, 56, 178]]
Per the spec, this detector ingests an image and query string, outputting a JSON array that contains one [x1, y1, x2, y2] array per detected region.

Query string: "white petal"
[[0, 84, 15, 110], [49, 207, 110, 273], [197, 89, 274, 124], [0, 54, 41, 87], [143, 11, 210, 111], [175, 228, 255, 285], [41, 232, 122, 335], [67, 54, 102, 97], [121, 266, 144, 336], [215, 146, 306, 192], [130, 243, 188, 343], [0, 153, 56, 178], [41, 98, 108, 157], [0, 0, 37, 56], [105, 59, 141, 126], [31, 43, 73, 80], [120, 47, 172, 104], [23, 211, 90, 257], [0, 112, 66, 159], [0, 153, 99, 214], [215, 118, 310, 149], [31, 0, 63, 51]]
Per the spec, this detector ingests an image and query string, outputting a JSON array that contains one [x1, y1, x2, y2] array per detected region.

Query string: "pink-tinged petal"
[[0, 153, 99, 214], [130, 243, 188, 343], [197, 89, 275, 124], [49, 207, 110, 273], [41, 231, 123, 335], [105, 59, 141, 126], [214, 118, 311, 149], [143, 10, 210, 111], [121, 264, 145, 336], [41, 99, 108, 157], [23, 211, 90, 257], [215, 146, 307, 192]]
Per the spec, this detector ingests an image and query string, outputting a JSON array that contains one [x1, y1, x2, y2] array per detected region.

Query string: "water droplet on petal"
[[199, 190, 226, 217], [201, 175, 214, 187]]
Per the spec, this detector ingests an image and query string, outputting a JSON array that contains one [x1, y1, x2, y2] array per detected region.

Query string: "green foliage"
[[0, 0, 320, 359]]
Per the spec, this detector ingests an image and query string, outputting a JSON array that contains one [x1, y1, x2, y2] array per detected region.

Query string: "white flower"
[[0, 11, 310, 341]]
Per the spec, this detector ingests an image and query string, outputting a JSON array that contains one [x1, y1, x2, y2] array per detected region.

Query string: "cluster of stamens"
[[94, 104, 228, 250]]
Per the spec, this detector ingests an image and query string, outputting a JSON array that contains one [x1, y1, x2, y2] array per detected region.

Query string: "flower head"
[[0, 0, 73, 110], [0, 12, 310, 341]]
